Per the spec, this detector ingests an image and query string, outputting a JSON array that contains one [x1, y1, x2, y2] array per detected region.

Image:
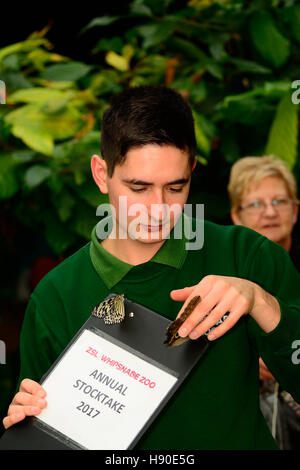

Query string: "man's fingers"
[[170, 286, 196, 302], [3, 379, 47, 430], [179, 287, 229, 336], [3, 411, 25, 430], [19, 378, 46, 397], [3, 405, 42, 430], [183, 287, 243, 339], [205, 299, 248, 340], [8, 404, 43, 416], [12, 391, 47, 409]]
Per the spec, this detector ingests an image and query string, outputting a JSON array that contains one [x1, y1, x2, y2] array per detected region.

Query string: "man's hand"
[[2, 379, 47, 430], [170, 275, 281, 341]]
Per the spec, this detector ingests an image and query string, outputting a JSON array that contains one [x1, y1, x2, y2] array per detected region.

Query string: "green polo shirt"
[[89, 215, 190, 288], [18, 216, 300, 450]]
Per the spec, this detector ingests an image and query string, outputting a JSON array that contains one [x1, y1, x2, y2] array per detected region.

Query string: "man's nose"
[[148, 191, 168, 221]]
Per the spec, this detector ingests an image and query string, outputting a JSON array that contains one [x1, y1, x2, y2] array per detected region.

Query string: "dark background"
[[0, 1, 188, 61], [1, 2, 128, 59]]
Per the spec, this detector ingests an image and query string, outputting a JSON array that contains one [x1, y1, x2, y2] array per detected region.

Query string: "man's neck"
[[100, 236, 165, 266]]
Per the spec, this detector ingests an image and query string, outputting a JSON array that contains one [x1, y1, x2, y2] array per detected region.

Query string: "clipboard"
[[0, 294, 210, 450]]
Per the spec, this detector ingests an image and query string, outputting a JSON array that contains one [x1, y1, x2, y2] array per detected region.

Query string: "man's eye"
[[168, 187, 183, 193], [130, 187, 146, 193]]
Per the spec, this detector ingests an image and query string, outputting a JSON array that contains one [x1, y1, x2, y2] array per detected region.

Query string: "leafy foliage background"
[[1, 0, 300, 427], [1, 0, 300, 255]]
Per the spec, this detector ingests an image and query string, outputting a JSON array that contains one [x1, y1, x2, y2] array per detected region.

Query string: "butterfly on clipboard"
[[91, 294, 126, 324]]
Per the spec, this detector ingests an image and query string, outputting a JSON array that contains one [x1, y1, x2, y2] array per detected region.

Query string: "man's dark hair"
[[100, 85, 197, 177]]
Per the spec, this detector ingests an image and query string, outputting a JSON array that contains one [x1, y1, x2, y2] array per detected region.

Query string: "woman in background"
[[228, 155, 300, 449]]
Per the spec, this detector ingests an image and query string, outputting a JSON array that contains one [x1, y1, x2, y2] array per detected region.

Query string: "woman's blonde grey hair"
[[227, 155, 298, 209]]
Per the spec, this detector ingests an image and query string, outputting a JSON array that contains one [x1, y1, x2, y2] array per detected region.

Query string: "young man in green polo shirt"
[[3, 86, 300, 449]]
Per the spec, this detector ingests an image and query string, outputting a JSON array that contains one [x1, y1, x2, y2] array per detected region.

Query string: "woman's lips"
[[262, 223, 280, 228]]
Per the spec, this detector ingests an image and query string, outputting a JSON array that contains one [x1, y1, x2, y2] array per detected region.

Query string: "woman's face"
[[231, 176, 298, 250]]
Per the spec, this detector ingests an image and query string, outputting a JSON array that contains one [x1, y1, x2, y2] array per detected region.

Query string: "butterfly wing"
[[92, 294, 125, 324]]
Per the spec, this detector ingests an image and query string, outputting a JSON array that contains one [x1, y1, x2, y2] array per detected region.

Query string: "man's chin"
[[128, 224, 173, 243]]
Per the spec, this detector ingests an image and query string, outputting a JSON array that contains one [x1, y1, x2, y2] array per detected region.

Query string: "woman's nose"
[[264, 202, 278, 216]]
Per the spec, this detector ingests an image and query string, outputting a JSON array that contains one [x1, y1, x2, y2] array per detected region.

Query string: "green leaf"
[[265, 94, 298, 170], [219, 97, 275, 126], [263, 81, 291, 97], [5, 104, 84, 155], [133, 55, 168, 82], [93, 37, 124, 54], [7, 88, 65, 104], [166, 37, 208, 62], [89, 70, 122, 96], [53, 131, 101, 162], [26, 48, 68, 71], [248, 11, 290, 68], [0, 38, 48, 62], [283, 5, 300, 44], [41, 93, 76, 115], [2, 54, 19, 71], [24, 165, 52, 189], [142, 0, 172, 16], [129, 0, 153, 16], [38, 80, 76, 90], [105, 51, 130, 72], [39, 62, 93, 82], [219, 82, 291, 109], [81, 16, 121, 34], [0, 70, 32, 91], [12, 125, 54, 156], [137, 19, 177, 48], [0, 155, 19, 199], [11, 149, 37, 163], [206, 62, 223, 80], [196, 155, 208, 166], [192, 110, 211, 156], [228, 58, 272, 75], [43, 106, 83, 139]]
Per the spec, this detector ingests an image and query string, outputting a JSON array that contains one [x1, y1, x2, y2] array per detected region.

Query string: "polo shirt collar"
[[90, 214, 192, 288]]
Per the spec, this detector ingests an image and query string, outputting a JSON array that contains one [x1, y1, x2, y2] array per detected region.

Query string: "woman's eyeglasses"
[[239, 198, 299, 216]]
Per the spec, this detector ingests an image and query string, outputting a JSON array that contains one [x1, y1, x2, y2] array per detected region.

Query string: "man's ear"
[[91, 155, 109, 194], [230, 208, 242, 225], [192, 157, 197, 171]]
